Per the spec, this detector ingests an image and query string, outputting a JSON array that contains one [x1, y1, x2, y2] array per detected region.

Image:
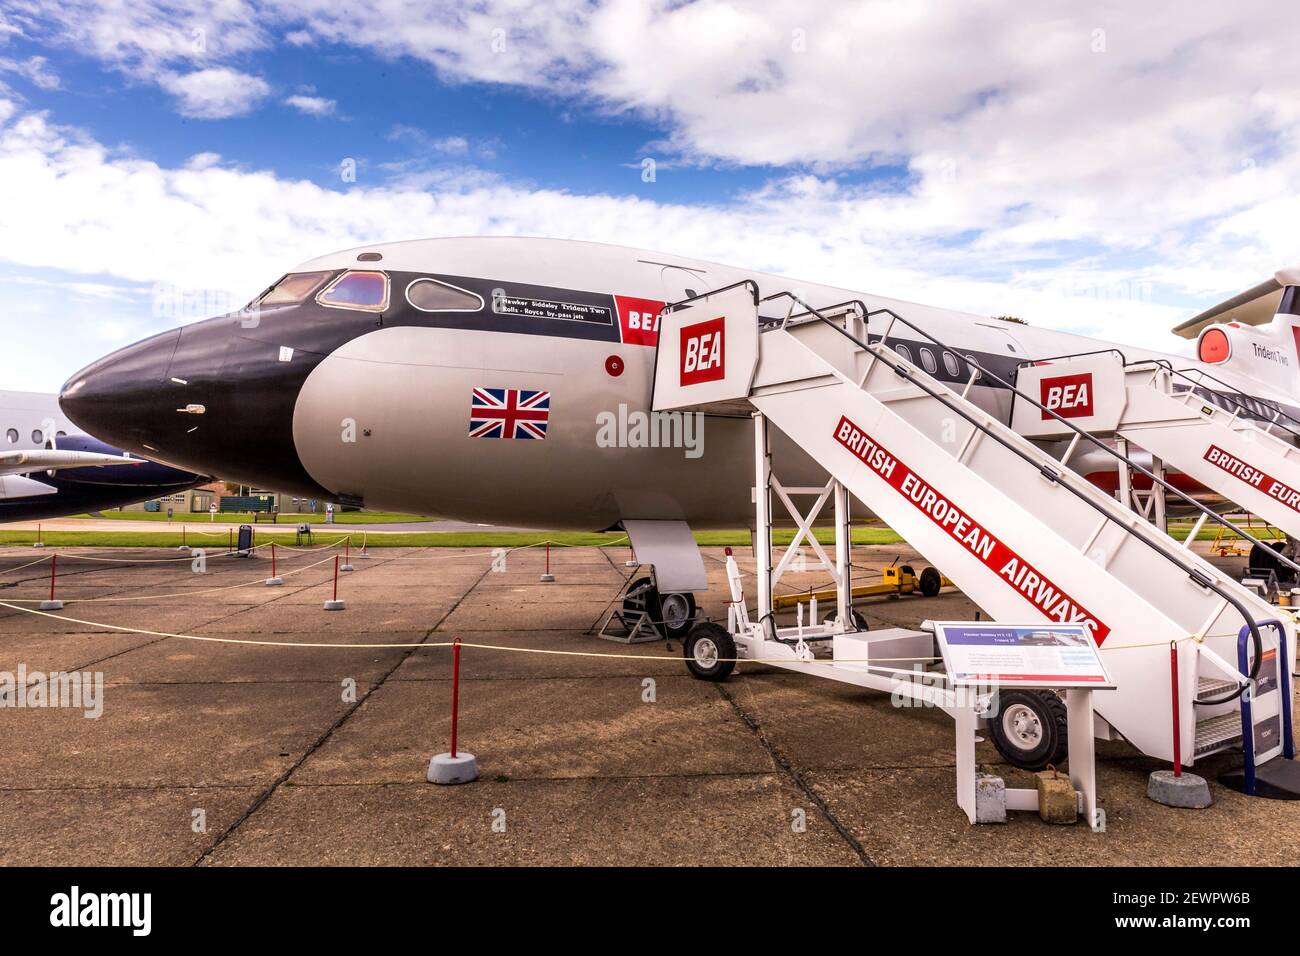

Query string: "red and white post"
[[427, 638, 478, 784], [323, 554, 346, 610], [40, 553, 63, 610], [1145, 640, 1212, 808], [265, 542, 284, 587]]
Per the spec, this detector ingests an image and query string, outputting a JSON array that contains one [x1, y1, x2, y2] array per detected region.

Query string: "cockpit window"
[[317, 271, 389, 312], [258, 271, 332, 306], [405, 278, 484, 313]]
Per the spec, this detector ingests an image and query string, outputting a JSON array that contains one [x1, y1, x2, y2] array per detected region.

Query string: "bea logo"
[[614, 295, 665, 347], [680, 316, 726, 385], [1040, 372, 1094, 419]]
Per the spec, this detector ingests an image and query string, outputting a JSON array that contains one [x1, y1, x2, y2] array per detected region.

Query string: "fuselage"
[[0, 390, 202, 521], [57, 237, 1300, 529]]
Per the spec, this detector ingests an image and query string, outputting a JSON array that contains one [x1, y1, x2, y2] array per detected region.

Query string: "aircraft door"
[[660, 266, 710, 306], [973, 321, 1027, 422]]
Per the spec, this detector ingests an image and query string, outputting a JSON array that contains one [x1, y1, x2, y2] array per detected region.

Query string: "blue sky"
[[1, 1, 1297, 391]]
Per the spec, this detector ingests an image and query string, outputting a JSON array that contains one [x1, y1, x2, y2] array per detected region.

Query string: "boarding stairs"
[[1012, 352, 1300, 546], [651, 283, 1296, 783]]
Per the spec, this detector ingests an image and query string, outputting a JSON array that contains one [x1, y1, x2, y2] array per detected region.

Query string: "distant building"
[[115, 483, 326, 515]]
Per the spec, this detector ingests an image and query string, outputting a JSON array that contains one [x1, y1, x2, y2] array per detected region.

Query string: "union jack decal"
[[469, 387, 551, 440]]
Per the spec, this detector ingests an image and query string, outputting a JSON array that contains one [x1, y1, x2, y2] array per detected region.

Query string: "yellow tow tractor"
[[773, 560, 950, 615]]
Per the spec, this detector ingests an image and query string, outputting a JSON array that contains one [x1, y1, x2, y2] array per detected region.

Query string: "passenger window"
[[258, 271, 332, 306], [893, 343, 912, 363], [920, 348, 938, 374], [317, 271, 389, 312], [943, 352, 961, 376], [406, 278, 484, 313], [5, 428, 16, 444], [31, 429, 43, 444]]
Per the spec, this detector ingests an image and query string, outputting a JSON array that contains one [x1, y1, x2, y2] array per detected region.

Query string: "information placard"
[[933, 622, 1114, 689]]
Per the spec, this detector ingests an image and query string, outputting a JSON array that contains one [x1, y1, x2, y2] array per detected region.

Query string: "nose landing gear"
[[622, 576, 697, 639]]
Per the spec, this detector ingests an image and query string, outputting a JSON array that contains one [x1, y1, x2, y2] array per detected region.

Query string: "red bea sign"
[[614, 295, 666, 347], [680, 316, 726, 385], [1040, 372, 1094, 420]]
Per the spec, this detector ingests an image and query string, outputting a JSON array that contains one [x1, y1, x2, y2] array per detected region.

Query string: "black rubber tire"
[[989, 690, 1068, 771], [684, 622, 736, 681], [623, 577, 696, 638], [621, 576, 656, 619], [823, 609, 869, 631], [919, 566, 942, 597]]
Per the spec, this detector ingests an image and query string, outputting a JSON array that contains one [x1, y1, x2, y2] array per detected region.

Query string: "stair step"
[[1196, 676, 1240, 700], [1195, 712, 1243, 756]]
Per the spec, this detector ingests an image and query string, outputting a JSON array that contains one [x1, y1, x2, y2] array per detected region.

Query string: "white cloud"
[[4, 2, 1300, 388], [185, 151, 222, 170], [0, 93, 1196, 377], [12, 1, 1300, 268], [284, 93, 335, 116], [159, 67, 270, 118], [0, 54, 59, 90], [10, 0, 268, 70]]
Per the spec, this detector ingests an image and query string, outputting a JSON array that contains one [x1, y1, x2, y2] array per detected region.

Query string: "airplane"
[[55, 237, 1300, 634], [0, 389, 204, 522]]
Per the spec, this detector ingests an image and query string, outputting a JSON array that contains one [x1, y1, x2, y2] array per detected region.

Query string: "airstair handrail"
[[1013, 348, 1300, 444], [662, 279, 760, 312], [1004, 353, 1300, 578], [1235, 620, 1295, 794], [782, 294, 1300, 581], [1139, 358, 1300, 442], [757, 289, 1269, 694]]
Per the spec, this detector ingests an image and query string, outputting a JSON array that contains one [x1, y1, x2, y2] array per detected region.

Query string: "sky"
[[0, 0, 1298, 392]]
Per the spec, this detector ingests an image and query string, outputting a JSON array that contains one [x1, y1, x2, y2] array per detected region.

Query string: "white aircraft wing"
[[1171, 277, 1283, 338], [0, 449, 140, 477]]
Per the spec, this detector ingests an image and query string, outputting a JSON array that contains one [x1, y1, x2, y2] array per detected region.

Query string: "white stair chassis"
[[653, 283, 1296, 798]]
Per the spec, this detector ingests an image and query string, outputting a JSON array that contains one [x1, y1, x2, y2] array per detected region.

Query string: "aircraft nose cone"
[[60, 328, 181, 454], [62, 315, 337, 501]]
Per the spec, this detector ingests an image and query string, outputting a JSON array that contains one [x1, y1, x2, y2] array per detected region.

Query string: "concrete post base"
[[341, 564, 355, 572], [427, 752, 478, 785], [1148, 769, 1212, 808], [323, 599, 346, 611], [265, 577, 283, 587], [539, 573, 555, 582], [975, 773, 1007, 824], [39, 600, 63, 611]]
